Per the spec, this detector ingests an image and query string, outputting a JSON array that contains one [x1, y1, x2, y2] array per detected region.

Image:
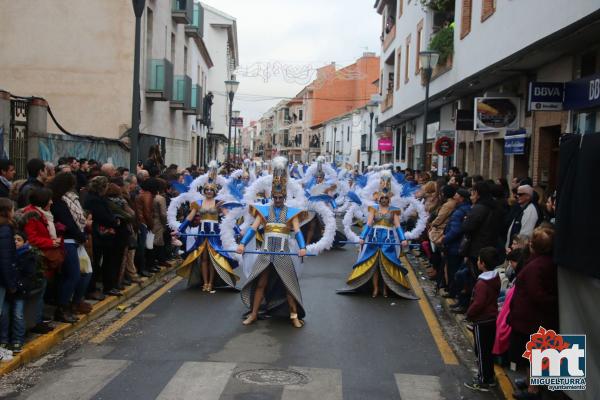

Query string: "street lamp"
[[366, 100, 378, 166], [225, 78, 239, 163], [232, 110, 240, 165], [418, 50, 440, 172], [130, 0, 146, 172]]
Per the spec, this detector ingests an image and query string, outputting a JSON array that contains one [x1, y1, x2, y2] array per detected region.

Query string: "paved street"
[[10, 248, 496, 400]]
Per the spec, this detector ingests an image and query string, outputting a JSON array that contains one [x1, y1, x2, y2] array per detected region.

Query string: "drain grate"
[[234, 368, 310, 386]]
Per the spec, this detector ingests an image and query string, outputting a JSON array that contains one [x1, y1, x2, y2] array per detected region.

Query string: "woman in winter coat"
[[152, 179, 168, 267], [508, 226, 558, 399], [105, 180, 135, 290], [19, 188, 62, 330], [83, 177, 120, 297], [49, 172, 91, 320]]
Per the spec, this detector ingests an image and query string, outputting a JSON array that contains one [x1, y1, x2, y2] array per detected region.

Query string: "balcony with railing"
[[146, 59, 173, 101], [170, 75, 192, 110], [172, 0, 193, 24], [184, 85, 202, 117], [185, 3, 204, 40]]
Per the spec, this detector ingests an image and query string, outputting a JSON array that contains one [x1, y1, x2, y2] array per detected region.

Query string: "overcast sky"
[[202, 0, 382, 124]]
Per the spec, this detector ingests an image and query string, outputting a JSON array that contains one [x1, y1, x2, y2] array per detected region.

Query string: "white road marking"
[[156, 361, 237, 400], [281, 366, 343, 400], [394, 373, 443, 400], [24, 358, 130, 400]]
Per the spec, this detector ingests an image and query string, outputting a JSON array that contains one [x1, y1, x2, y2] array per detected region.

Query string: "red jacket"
[[508, 254, 558, 335], [20, 205, 56, 250], [466, 271, 500, 322]]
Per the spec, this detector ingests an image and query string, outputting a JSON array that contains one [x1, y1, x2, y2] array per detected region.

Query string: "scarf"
[[63, 191, 86, 231], [35, 206, 57, 239]]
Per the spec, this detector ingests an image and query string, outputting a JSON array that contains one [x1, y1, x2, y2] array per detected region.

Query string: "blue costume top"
[[178, 200, 238, 278], [348, 204, 409, 284]]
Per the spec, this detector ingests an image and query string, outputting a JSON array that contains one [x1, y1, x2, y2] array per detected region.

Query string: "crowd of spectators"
[[413, 166, 558, 398], [0, 151, 198, 362]]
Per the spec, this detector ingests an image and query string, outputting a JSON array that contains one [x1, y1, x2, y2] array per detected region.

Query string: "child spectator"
[[464, 246, 500, 392], [0, 232, 43, 354], [0, 198, 16, 361]]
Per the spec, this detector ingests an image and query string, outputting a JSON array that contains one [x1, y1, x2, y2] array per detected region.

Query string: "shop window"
[[573, 111, 598, 134]]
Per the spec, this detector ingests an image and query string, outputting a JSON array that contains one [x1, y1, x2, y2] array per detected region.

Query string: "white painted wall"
[[380, 0, 600, 123]]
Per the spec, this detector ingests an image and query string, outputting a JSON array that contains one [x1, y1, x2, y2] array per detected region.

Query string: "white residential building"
[[202, 2, 239, 163], [375, 0, 600, 187]]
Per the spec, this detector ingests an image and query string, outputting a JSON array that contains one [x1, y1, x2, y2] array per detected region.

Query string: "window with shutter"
[[460, 0, 472, 39], [415, 19, 424, 75], [481, 0, 495, 22], [405, 34, 411, 83], [396, 46, 402, 90]]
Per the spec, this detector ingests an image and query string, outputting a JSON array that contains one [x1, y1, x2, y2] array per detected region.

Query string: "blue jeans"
[[0, 298, 25, 345], [58, 243, 81, 306], [73, 273, 92, 304]]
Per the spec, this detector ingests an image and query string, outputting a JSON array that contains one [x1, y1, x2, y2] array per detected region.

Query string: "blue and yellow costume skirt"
[[178, 237, 239, 289], [345, 236, 417, 300]]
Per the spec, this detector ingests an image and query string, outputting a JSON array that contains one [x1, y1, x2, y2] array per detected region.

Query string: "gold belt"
[[265, 224, 290, 234]]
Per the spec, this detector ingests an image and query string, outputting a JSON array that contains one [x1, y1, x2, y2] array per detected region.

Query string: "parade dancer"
[[340, 171, 419, 299], [174, 164, 239, 292], [236, 157, 310, 328]]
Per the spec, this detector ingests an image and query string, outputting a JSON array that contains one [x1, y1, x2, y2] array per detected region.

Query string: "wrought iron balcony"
[[170, 75, 192, 110], [172, 0, 193, 24], [146, 59, 173, 101], [185, 3, 204, 39]]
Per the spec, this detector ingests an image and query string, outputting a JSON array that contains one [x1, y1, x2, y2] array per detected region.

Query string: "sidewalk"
[[0, 261, 181, 377]]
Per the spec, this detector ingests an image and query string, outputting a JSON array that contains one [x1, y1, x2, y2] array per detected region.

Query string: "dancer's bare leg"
[[243, 269, 269, 325], [372, 268, 380, 298], [201, 251, 209, 291], [286, 292, 304, 328]]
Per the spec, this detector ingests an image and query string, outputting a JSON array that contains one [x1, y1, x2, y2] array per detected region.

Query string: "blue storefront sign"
[[564, 73, 600, 110], [504, 128, 526, 155], [528, 82, 564, 111]]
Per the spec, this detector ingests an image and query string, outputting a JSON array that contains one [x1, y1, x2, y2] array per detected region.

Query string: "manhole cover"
[[234, 368, 310, 386]]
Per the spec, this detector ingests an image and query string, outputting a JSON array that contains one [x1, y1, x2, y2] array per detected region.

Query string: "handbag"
[[77, 245, 93, 274], [41, 246, 65, 273], [458, 234, 471, 257]]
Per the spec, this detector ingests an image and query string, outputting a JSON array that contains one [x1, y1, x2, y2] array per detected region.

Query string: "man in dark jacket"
[[17, 159, 47, 208], [0, 159, 16, 199], [461, 182, 502, 262]]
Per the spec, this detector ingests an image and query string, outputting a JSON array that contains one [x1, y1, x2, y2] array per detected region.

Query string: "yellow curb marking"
[[90, 276, 183, 344], [403, 256, 459, 365]]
